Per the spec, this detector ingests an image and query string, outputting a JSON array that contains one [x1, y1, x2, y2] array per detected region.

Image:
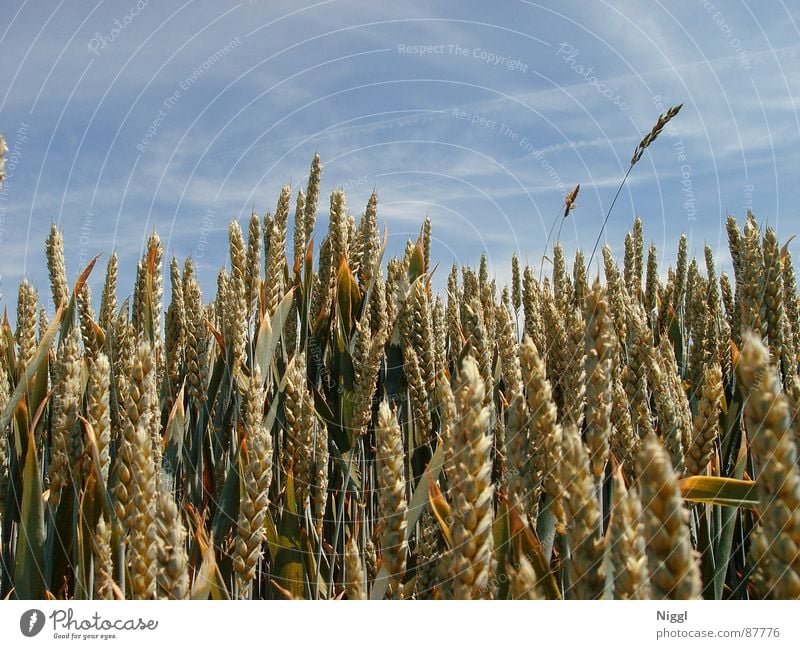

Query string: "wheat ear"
[[508, 555, 545, 600], [375, 401, 408, 596], [637, 434, 701, 599], [344, 535, 366, 600], [561, 423, 606, 599], [46, 223, 69, 311], [446, 356, 494, 599], [684, 363, 723, 476], [156, 489, 189, 599], [519, 336, 564, 531], [584, 280, 613, 477], [15, 280, 38, 370], [609, 471, 651, 599], [736, 334, 800, 598], [233, 366, 273, 596], [92, 517, 114, 600]]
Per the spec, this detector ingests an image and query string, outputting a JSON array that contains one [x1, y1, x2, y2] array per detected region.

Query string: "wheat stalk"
[[587, 105, 682, 269]]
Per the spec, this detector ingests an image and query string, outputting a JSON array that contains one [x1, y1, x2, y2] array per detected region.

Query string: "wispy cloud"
[[1, 0, 799, 307]]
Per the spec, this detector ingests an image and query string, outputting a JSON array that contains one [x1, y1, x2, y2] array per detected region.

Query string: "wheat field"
[[0, 141, 799, 600]]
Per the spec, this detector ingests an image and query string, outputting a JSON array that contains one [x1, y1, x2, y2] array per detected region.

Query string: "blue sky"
[[1, 0, 799, 309]]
